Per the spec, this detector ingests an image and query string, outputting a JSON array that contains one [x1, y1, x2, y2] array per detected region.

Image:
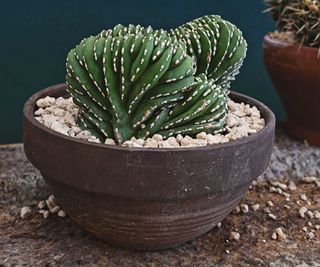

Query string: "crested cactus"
[[169, 15, 247, 89], [66, 15, 247, 144]]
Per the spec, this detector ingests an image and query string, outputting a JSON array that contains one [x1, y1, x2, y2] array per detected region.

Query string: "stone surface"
[[1, 128, 320, 266]]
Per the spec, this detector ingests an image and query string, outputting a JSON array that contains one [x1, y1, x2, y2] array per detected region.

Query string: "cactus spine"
[[66, 15, 247, 144], [265, 0, 320, 50], [169, 15, 247, 89]]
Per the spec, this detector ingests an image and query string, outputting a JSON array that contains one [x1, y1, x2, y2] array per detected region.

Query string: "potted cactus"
[[264, 0, 320, 146], [23, 15, 275, 250]]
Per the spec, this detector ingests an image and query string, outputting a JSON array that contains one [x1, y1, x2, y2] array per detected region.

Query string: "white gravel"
[[20, 206, 32, 219], [240, 204, 249, 213], [229, 231, 240, 241], [275, 227, 287, 241], [35, 96, 265, 148], [36, 194, 66, 219]]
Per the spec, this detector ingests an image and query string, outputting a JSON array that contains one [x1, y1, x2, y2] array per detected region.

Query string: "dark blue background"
[[1, 0, 281, 143]]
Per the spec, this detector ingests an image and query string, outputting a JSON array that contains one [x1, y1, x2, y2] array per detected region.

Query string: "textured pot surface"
[[23, 84, 275, 250], [263, 35, 320, 146]]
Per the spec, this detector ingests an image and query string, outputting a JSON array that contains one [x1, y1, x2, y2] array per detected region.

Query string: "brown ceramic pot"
[[263, 34, 320, 146], [23, 84, 275, 251]]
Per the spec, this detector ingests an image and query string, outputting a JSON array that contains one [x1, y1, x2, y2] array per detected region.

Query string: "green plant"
[[265, 0, 320, 49], [170, 15, 247, 89], [66, 15, 247, 144]]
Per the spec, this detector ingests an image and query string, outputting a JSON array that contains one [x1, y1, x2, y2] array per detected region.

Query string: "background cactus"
[[66, 15, 246, 144], [265, 0, 320, 50]]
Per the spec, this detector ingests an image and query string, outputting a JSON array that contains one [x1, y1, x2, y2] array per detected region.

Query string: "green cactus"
[[66, 15, 247, 144], [169, 15, 247, 89]]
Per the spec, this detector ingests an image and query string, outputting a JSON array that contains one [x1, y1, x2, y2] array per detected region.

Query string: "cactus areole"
[[66, 15, 247, 144]]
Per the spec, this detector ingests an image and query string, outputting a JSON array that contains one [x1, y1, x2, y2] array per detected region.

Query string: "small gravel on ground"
[[34, 96, 265, 148], [20, 206, 31, 219], [36, 194, 66, 219]]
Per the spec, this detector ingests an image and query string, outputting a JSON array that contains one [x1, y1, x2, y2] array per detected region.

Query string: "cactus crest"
[[66, 16, 247, 144]]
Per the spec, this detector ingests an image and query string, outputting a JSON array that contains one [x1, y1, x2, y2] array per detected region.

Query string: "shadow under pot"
[[23, 84, 275, 251], [263, 34, 320, 146]]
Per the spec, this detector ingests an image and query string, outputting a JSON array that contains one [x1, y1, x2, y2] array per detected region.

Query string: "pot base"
[[45, 175, 248, 251], [286, 121, 320, 146]]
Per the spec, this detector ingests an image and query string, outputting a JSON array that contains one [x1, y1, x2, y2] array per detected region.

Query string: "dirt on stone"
[[1, 129, 320, 266]]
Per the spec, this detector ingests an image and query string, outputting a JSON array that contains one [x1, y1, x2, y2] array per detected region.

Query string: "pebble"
[[275, 227, 287, 240], [268, 213, 277, 220], [122, 140, 134, 147], [167, 137, 180, 147], [134, 138, 145, 146], [20, 207, 32, 219], [307, 232, 315, 240], [269, 186, 277, 193], [267, 201, 274, 207], [49, 205, 60, 214], [270, 181, 287, 190], [46, 195, 57, 210], [152, 134, 163, 142], [37, 200, 46, 209], [196, 132, 207, 140], [43, 210, 50, 219], [282, 192, 290, 198], [181, 136, 207, 147], [314, 211, 320, 219], [229, 231, 240, 241], [307, 210, 314, 219], [240, 204, 249, 213], [144, 138, 158, 148], [105, 138, 116, 145], [160, 140, 174, 148], [36, 96, 55, 108], [299, 207, 308, 218], [35, 97, 265, 148], [57, 210, 66, 218], [176, 134, 183, 143], [300, 194, 307, 201], [264, 207, 271, 214], [301, 176, 318, 183], [233, 205, 241, 214], [288, 181, 297, 191], [251, 204, 260, 211]]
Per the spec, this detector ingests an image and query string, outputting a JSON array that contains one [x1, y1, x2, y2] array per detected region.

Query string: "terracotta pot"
[[263, 34, 320, 146], [23, 84, 275, 251]]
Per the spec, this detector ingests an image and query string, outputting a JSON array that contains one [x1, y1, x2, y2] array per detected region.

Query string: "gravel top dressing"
[[1, 128, 319, 266], [34, 96, 265, 148]]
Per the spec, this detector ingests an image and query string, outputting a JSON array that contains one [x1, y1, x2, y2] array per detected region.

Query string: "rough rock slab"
[[1, 129, 320, 266]]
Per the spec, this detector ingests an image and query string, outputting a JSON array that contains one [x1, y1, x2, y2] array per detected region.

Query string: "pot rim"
[[263, 34, 319, 54], [23, 83, 275, 153]]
